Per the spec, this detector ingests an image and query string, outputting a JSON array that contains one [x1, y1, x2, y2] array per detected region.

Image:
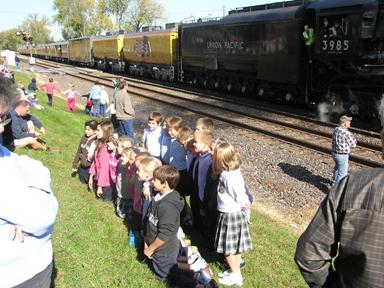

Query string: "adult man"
[[114, 79, 137, 143], [0, 76, 59, 288], [331, 115, 356, 185], [295, 168, 384, 287], [322, 18, 336, 38], [3, 100, 48, 150], [303, 25, 315, 62]]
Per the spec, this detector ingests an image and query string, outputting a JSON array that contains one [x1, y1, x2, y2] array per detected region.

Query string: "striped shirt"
[[295, 168, 384, 288], [332, 125, 356, 154]]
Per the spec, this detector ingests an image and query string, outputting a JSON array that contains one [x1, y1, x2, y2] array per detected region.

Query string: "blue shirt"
[[193, 152, 212, 201], [169, 138, 187, 171], [160, 133, 172, 164], [89, 84, 102, 100]]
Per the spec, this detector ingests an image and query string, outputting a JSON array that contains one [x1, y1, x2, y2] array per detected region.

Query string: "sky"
[[0, 0, 277, 40]]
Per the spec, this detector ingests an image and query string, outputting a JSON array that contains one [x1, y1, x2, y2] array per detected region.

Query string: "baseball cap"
[[339, 115, 352, 124]]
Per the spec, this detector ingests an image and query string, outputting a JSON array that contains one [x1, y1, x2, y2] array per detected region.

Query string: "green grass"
[[12, 71, 306, 287]]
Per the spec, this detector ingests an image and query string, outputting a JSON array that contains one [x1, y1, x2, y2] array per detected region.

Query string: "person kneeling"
[[4, 100, 48, 151]]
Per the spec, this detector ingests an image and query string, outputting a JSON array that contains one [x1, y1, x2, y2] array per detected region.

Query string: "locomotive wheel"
[[285, 92, 293, 102]]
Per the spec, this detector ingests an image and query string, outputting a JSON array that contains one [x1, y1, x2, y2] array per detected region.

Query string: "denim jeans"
[[91, 99, 101, 117], [118, 119, 138, 144], [332, 153, 349, 184], [100, 104, 106, 118]]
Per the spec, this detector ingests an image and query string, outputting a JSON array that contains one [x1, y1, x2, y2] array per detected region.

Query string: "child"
[[168, 117, 188, 198], [195, 117, 214, 133], [63, 83, 81, 112], [40, 78, 62, 107], [213, 141, 252, 286], [27, 78, 37, 94], [191, 131, 214, 235], [115, 136, 134, 219], [137, 156, 162, 227], [100, 86, 109, 118], [142, 111, 163, 158], [143, 165, 185, 283], [89, 120, 116, 201], [72, 120, 98, 184], [160, 116, 172, 164]]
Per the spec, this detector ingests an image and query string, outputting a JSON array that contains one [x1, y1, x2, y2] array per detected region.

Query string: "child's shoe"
[[218, 272, 243, 287], [129, 231, 135, 247]]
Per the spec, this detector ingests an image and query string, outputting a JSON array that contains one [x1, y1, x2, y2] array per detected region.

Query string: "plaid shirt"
[[332, 126, 356, 154], [295, 168, 384, 288]]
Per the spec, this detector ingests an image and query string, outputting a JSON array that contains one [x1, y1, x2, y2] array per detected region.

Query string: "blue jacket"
[[8, 110, 42, 140]]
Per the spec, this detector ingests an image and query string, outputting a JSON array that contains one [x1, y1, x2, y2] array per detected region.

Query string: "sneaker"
[[129, 231, 135, 247], [218, 269, 231, 278], [218, 272, 243, 286]]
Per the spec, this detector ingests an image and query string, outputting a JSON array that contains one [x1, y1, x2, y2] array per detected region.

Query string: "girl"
[[89, 120, 116, 201], [213, 141, 252, 287], [40, 78, 62, 107], [63, 83, 81, 112], [72, 120, 98, 184]]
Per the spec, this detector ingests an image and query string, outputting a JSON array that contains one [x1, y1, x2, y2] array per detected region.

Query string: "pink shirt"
[[65, 90, 81, 99], [41, 83, 59, 95], [90, 144, 117, 187]]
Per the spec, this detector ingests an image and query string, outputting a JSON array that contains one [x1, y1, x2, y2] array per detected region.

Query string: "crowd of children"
[[71, 113, 253, 287]]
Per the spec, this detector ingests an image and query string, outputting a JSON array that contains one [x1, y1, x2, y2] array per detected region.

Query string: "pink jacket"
[[90, 144, 117, 187], [41, 83, 59, 95]]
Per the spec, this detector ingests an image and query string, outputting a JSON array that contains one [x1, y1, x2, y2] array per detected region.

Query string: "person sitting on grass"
[[2, 100, 48, 151], [143, 165, 185, 283]]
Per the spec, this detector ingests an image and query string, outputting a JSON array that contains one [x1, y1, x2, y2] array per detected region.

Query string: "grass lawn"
[[12, 71, 307, 287]]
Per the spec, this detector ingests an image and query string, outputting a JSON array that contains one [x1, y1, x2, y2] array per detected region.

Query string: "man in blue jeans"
[[114, 79, 138, 144], [331, 115, 357, 185]]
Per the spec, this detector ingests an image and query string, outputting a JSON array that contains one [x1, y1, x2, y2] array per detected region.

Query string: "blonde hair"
[[212, 142, 240, 174], [138, 156, 162, 175], [196, 117, 214, 132], [118, 135, 134, 149], [121, 147, 133, 157], [194, 130, 214, 147]]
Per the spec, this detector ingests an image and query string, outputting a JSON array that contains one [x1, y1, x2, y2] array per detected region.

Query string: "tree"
[[0, 29, 24, 51], [53, 0, 112, 39], [124, 0, 164, 32], [106, 0, 131, 31], [21, 14, 52, 44]]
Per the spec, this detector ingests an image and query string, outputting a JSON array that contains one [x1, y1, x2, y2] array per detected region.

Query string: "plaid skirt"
[[215, 211, 252, 255]]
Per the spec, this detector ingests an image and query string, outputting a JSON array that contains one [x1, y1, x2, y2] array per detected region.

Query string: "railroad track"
[[24, 58, 383, 168]]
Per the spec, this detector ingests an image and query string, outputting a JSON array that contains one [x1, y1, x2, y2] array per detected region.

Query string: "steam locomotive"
[[20, 0, 384, 119]]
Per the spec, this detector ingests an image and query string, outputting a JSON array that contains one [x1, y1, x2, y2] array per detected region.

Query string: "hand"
[[144, 246, 154, 259], [40, 127, 46, 135], [9, 224, 26, 242], [96, 187, 103, 198], [143, 185, 151, 200], [88, 177, 94, 191], [72, 168, 78, 173]]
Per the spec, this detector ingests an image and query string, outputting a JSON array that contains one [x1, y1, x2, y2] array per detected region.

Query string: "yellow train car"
[[50, 41, 69, 62], [68, 37, 92, 65], [123, 27, 178, 81], [34, 44, 48, 58], [91, 34, 124, 71], [47, 43, 56, 59]]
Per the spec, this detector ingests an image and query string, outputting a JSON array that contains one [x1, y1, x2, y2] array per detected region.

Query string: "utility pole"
[[15, 31, 36, 72]]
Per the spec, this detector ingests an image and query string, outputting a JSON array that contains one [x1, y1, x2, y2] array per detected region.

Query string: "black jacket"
[[144, 190, 184, 256]]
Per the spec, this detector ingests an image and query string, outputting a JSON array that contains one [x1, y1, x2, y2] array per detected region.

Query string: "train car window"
[[319, 16, 350, 54]]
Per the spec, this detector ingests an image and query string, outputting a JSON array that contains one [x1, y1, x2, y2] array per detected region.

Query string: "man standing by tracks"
[[331, 115, 357, 185], [114, 79, 137, 144]]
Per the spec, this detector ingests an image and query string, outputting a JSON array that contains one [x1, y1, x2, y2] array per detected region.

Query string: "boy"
[[168, 117, 188, 197], [195, 117, 214, 133], [160, 117, 172, 164], [191, 131, 214, 235], [142, 112, 163, 158], [144, 165, 185, 282]]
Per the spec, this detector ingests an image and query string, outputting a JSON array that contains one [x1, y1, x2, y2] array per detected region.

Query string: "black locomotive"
[[179, 0, 384, 119]]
